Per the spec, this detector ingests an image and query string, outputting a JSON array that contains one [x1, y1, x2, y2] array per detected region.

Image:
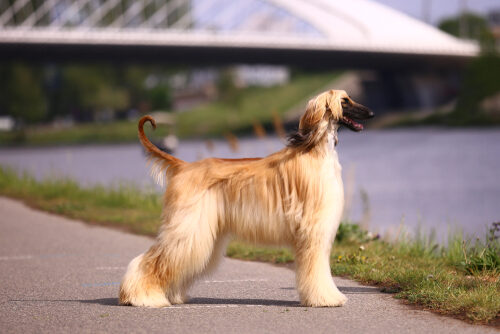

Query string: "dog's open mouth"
[[340, 101, 374, 132], [340, 116, 364, 132]]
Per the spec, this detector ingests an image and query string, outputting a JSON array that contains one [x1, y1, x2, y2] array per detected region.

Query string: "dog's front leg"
[[294, 233, 347, 307], [119, 253, 171, 308]]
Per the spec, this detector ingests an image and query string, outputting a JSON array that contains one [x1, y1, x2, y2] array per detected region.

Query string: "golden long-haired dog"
[[119, 90, 373, 308]]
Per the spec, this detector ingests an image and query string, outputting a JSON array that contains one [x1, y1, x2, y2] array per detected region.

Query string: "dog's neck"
[[326, 123, 339, 152]]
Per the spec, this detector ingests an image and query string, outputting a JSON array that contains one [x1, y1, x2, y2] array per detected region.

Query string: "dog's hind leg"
[[167, 235, 229, 305], [158, 192, 221, 306], [202, 235, 230, 277], [167, 280, 189, 305], [294, 228, 347, 307], [120, 192, 220, 307]]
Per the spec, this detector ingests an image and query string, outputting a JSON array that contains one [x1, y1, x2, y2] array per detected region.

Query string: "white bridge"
[[0, 0, 479, 67]]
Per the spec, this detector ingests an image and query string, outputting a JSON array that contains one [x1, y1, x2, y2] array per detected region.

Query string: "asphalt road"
[[0, 197, 495, 333]]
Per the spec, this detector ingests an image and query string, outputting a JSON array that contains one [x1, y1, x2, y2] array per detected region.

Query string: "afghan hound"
[[119, 89, 373, 308]]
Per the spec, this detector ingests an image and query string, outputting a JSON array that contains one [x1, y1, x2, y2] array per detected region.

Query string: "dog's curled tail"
[[138, 115, 186, 186]]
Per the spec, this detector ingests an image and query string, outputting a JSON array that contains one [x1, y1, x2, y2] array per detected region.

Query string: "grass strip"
[[0, 166, 162, 235], [0, 121, 153, 147], [0, 165, 498, 324]]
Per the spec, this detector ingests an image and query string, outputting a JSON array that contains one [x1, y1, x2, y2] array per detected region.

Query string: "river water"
[[1, 128, 499, 239]]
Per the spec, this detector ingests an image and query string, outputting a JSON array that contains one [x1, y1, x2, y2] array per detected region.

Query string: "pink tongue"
[[344, 117, 363, 130]]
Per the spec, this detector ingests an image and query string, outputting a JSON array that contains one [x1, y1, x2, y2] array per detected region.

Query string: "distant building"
[[488, 10, 500, 47], [171, 66, 290, 111], [0, 116, 14, 131], [233, 66, 289, 88]]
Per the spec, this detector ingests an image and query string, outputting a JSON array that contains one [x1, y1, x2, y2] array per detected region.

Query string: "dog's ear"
[[299, 91, 329, 131], [299, 90, 343, 132], [327, 90, 344, 121]]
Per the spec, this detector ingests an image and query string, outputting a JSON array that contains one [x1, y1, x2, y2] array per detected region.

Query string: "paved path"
[[0, 197, 495, 333]]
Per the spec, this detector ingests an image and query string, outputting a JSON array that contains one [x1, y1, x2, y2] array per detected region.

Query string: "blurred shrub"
[[438, 12, 500, 123], [148, 84, 172, 111], [336, 222, 376, 244], [455, 54, 500, 117]]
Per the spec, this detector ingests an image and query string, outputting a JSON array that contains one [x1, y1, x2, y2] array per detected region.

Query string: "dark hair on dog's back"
[[287, 126, 323, 151], [287, 129, 309, 149]]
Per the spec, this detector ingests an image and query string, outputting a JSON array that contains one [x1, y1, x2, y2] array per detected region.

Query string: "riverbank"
[[0, 165, 498, 325], [371, 109, 500, 129]]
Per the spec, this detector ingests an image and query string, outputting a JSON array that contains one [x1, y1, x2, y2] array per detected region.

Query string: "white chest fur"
[[323, 129, 345, 239], [327, 127, 343, 179]]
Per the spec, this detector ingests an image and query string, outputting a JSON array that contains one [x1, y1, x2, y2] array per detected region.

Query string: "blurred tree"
[[123, 66, 149, 111], [148, 84, 172, 110], [0, 63, 47, 124], [217, 68, 239, 104], [94, 85, 129, 111], [455, 54, 500, 117], [57, 65, 129, 121], [1, 62, 175, 125], [439, 12, 495, 52], [439, 13, 500, 121]]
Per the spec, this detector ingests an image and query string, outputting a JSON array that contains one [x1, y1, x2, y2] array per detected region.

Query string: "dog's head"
[[289, 90, 373, 149], [300, 90, 373, 132]]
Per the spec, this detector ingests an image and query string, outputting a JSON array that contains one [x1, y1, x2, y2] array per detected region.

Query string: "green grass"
[[0, 121, 167, 147], [0, 165, 498, 325], [226, 242, 294, 264], [229, 225, 499, 324], [0, 166, 162, 235], [330, 233, 499, 324], [0, 72, 339, 146]]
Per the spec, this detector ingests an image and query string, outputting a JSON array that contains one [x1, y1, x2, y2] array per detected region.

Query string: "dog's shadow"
[[10, 286, 380, 307], [339, 286, 381, 294], [188, 297, 299, 307], [280, 286, 380, 295], [8, 298, 120, 306], [77, 297, 299, 307], [80, 298, 121, 306], [77, 286, 380, 307]]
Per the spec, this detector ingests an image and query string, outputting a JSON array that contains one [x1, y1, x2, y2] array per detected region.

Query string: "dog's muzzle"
[[341, 102, 374, 132]]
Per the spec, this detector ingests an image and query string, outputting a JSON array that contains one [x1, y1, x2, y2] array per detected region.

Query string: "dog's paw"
[[326, 291, 348, 307], [145, 300, 172, 308], [121, 291, 172, 308], [302, 291, 348, 307], [168, 292, 188, 305]]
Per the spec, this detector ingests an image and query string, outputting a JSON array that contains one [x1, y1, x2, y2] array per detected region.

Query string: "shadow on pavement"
[[8, 298, 119, 306], [188, 297, 300, 307], [8, 287, 380, 308], [9, 297, 299, 307], [339, 286, 381, 294], [79, 298, 119, 306], [279, 286, 381, 294]]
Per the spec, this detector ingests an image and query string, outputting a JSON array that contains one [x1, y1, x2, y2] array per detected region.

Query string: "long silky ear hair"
[[288, 90, 343, 150]]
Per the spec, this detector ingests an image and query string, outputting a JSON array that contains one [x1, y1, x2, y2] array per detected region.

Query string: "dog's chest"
[[326, 133, 343, 185], [325, 150, 343, 187]]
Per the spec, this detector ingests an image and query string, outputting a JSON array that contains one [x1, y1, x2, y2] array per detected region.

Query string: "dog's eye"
[[341, 98, 350, 105]]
